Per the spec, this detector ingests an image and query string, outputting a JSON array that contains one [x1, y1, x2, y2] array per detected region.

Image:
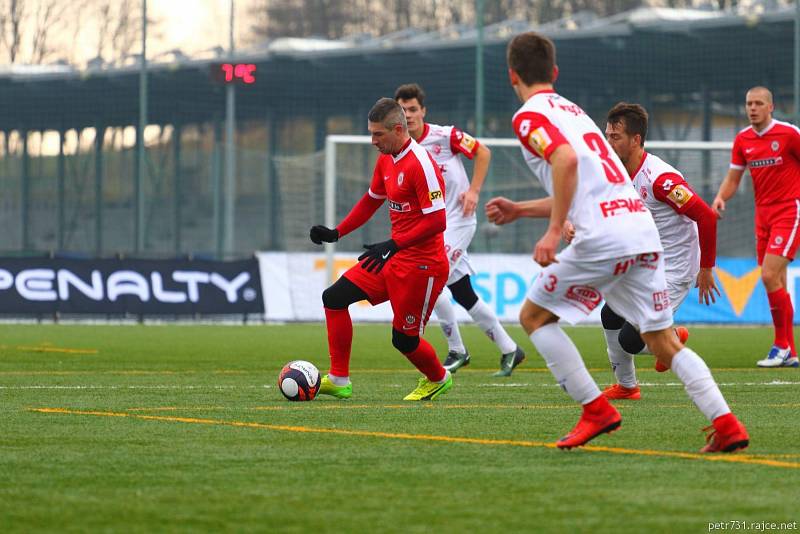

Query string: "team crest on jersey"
[[527, 127, 552, 157], [459, 133, 477, 152], [433, 144, 442, 155], [772, 141, 780, 152], [667, 184, 693, 207], [639, 186, 648, 200], [397, 172, 404, 185], [405, 314, 416, 325], [775, 236, 784, 245]]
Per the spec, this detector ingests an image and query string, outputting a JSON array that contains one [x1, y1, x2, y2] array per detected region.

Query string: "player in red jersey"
[[485, 32, 748, 452], [309, 97, 453, 400], [713, 87, 800, 368], [395, 83, 525, 377]]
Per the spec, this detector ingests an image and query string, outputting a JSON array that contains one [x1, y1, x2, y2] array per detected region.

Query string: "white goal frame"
[[324, 134, 733, 282]]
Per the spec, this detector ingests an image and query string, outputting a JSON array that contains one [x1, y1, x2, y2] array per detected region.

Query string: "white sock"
[[670, 348, 730, 421], [468, 300, 517, 354], [530, 323, 601, 405], [603, 328, 637, 388], [327, 373, 350, 386], [434, 292, 466, 353], [435, 370, 451, 384]]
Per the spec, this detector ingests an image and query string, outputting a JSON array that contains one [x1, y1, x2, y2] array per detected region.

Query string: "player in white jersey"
[[484, 32, 747, 452], [597, 102, 721, 400], [395, 83, 525, 376]]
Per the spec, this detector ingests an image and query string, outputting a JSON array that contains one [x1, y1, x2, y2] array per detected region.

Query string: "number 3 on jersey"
[[583, 132, 626, 184]]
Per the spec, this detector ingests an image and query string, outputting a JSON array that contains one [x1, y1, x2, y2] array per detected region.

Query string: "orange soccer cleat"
[[602, 383, 641, 400], [700, 413, 749, 453], [656, 326, 690, 372], [557, 396, 622, 450]]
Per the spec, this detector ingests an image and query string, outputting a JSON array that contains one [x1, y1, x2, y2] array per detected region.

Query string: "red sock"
[[767, 289, 789, 349], [402, 338, 446, 382], [583, 395, 614, 417], [784, 293, 796, 356], [325, 308, 352, 377]]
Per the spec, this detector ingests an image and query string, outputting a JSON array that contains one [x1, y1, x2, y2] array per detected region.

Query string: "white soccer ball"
[[278, 360, 320, 401]]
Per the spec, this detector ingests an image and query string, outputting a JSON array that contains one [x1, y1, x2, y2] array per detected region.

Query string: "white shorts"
[[527, 247, 673, 334], [444, 224, 476, 286], [666, 277, 693, 312]]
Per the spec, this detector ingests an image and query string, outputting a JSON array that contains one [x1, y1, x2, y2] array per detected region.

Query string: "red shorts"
[[343, 257, 448, 336], [755, 200, 800, 264]]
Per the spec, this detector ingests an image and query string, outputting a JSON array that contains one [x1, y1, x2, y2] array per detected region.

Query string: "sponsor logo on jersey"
[[599, 197, 647, 218], [565, 285, 602, 313], [429, 190, 443, 201], [527, 127, 552, 157], [459, 133, 477, 153], [388, 199, 411, 212], [652, 290, 670, 311], [666, 184, 694, 207], [772, 141, 780, 151], [749, 157, 783, 168], [637, 252, 660, 270]]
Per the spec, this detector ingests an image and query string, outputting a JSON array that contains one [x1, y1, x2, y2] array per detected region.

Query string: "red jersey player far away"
[[713, 86, 800, 368], [309, 97, 453, 401], [484, 31, 748, 452]]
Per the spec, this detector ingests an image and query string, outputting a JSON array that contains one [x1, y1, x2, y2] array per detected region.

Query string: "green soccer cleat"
[[318, 375, 352, 399], [403, 373, 453, 401], [493, 346, 526, 377], [442, 350, 471, 373]]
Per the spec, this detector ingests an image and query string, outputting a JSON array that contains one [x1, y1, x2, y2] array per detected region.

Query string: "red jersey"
[[730, 120, 800, 207], [368, 138, 447, 264]]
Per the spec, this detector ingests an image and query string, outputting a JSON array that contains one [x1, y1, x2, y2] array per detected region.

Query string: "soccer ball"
[[278, 360, 320, 401]]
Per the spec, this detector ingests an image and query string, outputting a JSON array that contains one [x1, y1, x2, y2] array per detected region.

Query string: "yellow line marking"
[[30, 407, 800, 470], [14, 345, 98, 355], [125, 403, 585, 412]]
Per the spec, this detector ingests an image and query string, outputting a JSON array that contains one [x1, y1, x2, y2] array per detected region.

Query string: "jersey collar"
[[753, 119, 776, 137], [416, 123, 430, 143], [630, 150, 648, 179], [392, 138, 413, 162]]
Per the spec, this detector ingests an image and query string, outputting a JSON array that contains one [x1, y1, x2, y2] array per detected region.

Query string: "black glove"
[[358, 239, 399, 273], [310, 225, 339, 245]]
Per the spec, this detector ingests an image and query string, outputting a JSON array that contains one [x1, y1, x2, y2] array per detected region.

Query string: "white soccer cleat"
[[756, 346, 793, 368]]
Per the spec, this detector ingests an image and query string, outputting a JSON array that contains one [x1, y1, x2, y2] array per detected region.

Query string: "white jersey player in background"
[[395, 83, 525, 377], [597, 102, 721, 400], [484, 31, 747, 452]]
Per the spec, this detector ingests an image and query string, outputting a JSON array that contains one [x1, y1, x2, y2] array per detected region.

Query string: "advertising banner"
[[258, 253, 791, 324], [0, 257, 264, 315]]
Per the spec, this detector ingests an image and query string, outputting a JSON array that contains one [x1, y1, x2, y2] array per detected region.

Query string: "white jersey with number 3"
[[512, 90, 661, 261]]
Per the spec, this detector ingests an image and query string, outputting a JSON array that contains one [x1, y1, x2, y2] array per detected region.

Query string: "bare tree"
[[0, 0, 26, 63]]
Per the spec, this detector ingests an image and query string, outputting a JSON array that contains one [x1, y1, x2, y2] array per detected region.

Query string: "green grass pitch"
[[1, 323, 798, 533]]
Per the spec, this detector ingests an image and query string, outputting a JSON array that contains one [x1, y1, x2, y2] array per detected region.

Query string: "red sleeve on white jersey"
[[449, 127, 480, 159], [512, 111, 569, 162], [730, 133, 746, 169], [651, 172, 697, 214], [368, 158, 387, 199], [411, 146, 446, 214]]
